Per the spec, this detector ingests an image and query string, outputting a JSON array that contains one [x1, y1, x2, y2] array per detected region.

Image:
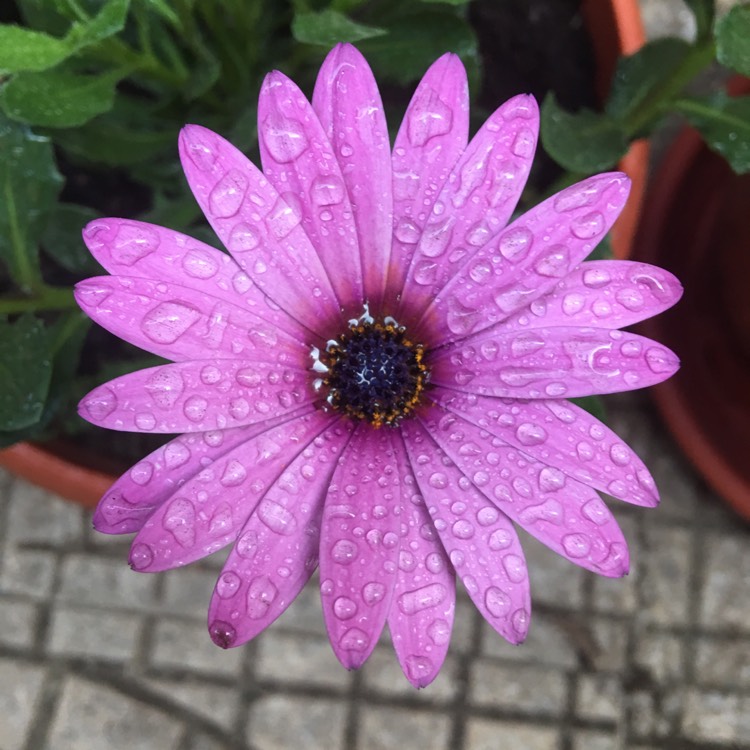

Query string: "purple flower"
[[77, 45, 681, 687]]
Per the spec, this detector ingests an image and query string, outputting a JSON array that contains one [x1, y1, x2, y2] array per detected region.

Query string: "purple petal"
[[127, 411, 329, 572], [75, 276, 308, 363], [499, 260, 684, 332], [431, 327, 680, 398], [258, 71, 363, 314], [418, 407, 630, 577], [387, 53, 469, 303], [319, 426, 401, 669], [313, 44, 393, 310], [93, 411, 311, 534], [401, 94, 538, 319], [416, 173, 632, 344], [386, 437, 455, 687], [78, 359, 313, 433], [207, 418, 354, 648], [431, 388, 658, 506], [81, 218, 307, 340], [400, 421, 532, 643], [178, 125, 340, 334]]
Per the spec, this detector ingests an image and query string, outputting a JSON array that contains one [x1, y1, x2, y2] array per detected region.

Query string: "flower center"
[[313, 311, 429, 427]]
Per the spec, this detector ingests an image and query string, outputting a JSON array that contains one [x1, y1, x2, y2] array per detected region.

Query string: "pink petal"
[[78, 359, 313, 433], [93, 411, 311, 534], [81, 218, 307, 340], [431, 327, 680, 398], [207, 418, 354, 648], [400, 422, 532, 643], [416, 173, 632, 344], [386, 437, 455, 687], [258, 72, 363, 314], [499, 260, 684, 332], [128, 411, 329, 572], [418, 407, 630, 577], [75, 276, 308, 363], [431, 388, 658, 506], [313, 44, 393, 311], [387, 53, 469, 303], [178, 125, 340, 334], [400, 94, 538, 320], [319, 425, 401, 669]]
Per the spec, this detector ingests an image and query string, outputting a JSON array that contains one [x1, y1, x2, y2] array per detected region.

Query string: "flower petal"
[[418, 407, 630, 577], [93, 411, 311, 534], [386, 437, 455, 687], [387, 53, 469, 303], [431, 327, 680, 398], [400, 94, 538, 319], [81, 218, 307, 340], [75, 276, 308, 363], [313, 44, 393, 311], [207, 418, 354, 648], [401, 422, 532, 643], [319, 425, 401, 669], [431, 389, 658, 507], [127, 411, 329, 572], [258, 72, 363, 313], [498, 260, 684, 332], [178, 125, 340, 334], [79, 359, 313, 433], [417, 173, 631, 344]]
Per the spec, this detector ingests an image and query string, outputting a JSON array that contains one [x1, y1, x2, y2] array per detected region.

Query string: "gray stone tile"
[[570, 730, 618, 750], [591, 517, 638, 613], [588, 617, 628, 672], [185, 734, 230, 750], [255, 631, 352, 689], [640, 526, 691, 625], [576, 673, 622, 721], [0, 659, 46, 750], [47, 606, 142, 661], [0, 597, 37, 649], [628, 690, 657, 739], [46, 675, 182, 750], [358, 706, 451, 750], [700, 532, 750, 632], [464, 719, 560, 750], [693, 636, 750, 687], [681, 688, 745, 744], [634, 631, 685, 683], [57, 554, 159, 612], [469, 662, 567, 716], [273, 579, 329, 638], [246, 695, 346, 750], [150, 619, 242, 678], [0, 548, 57, 598], [161, 567, 218, 619], [6, 481, 83, 546], [523, 536, 585, 609]]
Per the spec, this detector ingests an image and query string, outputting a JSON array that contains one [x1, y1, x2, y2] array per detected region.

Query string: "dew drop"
[[515, 422, 548, 446], [398, 583, 447, 615], [208, 169, 248, 218], [142, 301, 201, 344], [246, 575, 278, 618], [339, 627, 369, 652], [645, 347, 677, 374], [311, 174, 345, 206], [183, 396, 208, 423], [427, 618, 451, 645], [209, 620, 236, 648], [163, 497, 196, 548], [570, 210, 605, 239], [129, 461, 154, 485], [362, 581, 386, 605], [333, 596, 358, 620], [111, 222, 160, 266], [562, 532, 591, 559], [485, 586, 511, 618], [535, 245, 570, 277], [182, 249, 219, 279], [582, 268, 611, 288], [130, 542, 154, 570], [489, 528, 513, 550], [262, 115, 309, 162], [216, 571, 241, 599], [229, 223, 260, 253], [498, 226, 533, 261], [331, 539, 358, 564]]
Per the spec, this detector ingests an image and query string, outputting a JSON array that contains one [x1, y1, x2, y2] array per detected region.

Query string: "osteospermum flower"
[[77, 44, 682, 687]]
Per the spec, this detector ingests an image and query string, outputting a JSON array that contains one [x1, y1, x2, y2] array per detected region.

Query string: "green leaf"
[[0, 315, 52, 431], [675, 93, 750, 173], [716, 3, 750, 76], [570, 396, 607, 424], [292, 9, 387, 46], [0, 0, 130, 74], [41, 203, 104, 274], [0, 113, 63, 289], [418, 0, 471, 4], [541, 92, 628, 173], [606, 38, 692, 123], [684, 0, 715, 39], [358, 9, 477, 86], [0, 68, 123, 127]]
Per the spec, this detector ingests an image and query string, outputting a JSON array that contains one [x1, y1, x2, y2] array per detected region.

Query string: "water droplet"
[[333, 596, 358, 620], [427, 618, 451, 645], [511, 127, 535, 158], [502, 553, 527, 582], [236, 530, 259, 559], [311, 174, 345, 206], [413, 259, 438, 286], [331, 539, 358, 565], [489, 528, 513, 550], [183, 396, 208, 423], [576, 441, 594, 461], [452, 519, 475, 539], [469, 260, 493, 283], [164, 441, 190, 469], [145, 368, 185, 409], [446, 300, 480, 336], [209, 620, 236, 648], [216, 571, 241, 599], [362, 581, 386, 605], [229, 223, 260, 252], [645, 347, 677, 374], [608, 479, 628, 497], [592, 300, 613, 318], [142, 301, 201, 344], [208, 169, 248, 218], [246, 575, 278, 618], [583, 268, 611, 288], [407, 88, 453, 146], [130, 542, 153, 570], [562, 293, 585, 315], [182, 249, 219, 279], [429, 472, 448, 489], [515, 422, 547, 446], [511, 608, 529, 636], [545, 382, 567, 396], [262, 115, 309, 162], [398, 583, 447, 615], [111, 222, 160, 266], [562, 532, 591, 559], [163, 497, 196, 547], [229, 398, 250, 421], [538, 467, 566, 492], [535, 245, 569, 277], [339, 627, 369, 652], [485, 586, 511, 618], [553, 182, 599, 213], [419, 216, 454, 258], [406, 655, 434, 682], [394, 218, 421, 245], [498, 226, 533, 261], [129, 461, 154, 485], [571, 210, 605, 239], [609, 444, 631, 466], [582, 498, 610, 525], [267, 197, 301, 239]]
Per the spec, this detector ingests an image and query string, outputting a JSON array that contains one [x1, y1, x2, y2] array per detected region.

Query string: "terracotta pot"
[[0, 0, 649, 508], [635, 78, 750, 521]]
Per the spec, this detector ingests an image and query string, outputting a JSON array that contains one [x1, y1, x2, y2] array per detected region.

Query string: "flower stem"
[[0, 287, 77, 315]]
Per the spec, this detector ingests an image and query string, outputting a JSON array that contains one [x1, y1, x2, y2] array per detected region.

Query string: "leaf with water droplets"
[[716, 4, 750, 77]]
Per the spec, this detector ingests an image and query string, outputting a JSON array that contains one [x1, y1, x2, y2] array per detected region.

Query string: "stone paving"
[[1, 393, 749, 750]]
